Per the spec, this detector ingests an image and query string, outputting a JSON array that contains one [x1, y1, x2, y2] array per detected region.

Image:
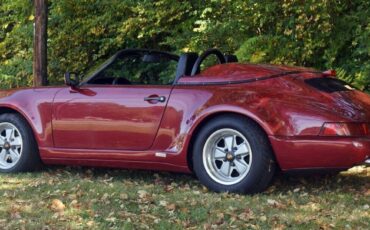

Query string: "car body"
[[0, 48, 369, 193]]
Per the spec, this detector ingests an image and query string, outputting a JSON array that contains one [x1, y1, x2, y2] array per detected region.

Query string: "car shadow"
[[41, 165, 369, 195]]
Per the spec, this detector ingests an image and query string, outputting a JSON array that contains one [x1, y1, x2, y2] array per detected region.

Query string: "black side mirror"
[[64, 72, 80, 87]]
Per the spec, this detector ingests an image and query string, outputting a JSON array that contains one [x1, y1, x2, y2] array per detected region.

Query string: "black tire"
[[192, 115, 276, 194], [0, 113, 42, 173]]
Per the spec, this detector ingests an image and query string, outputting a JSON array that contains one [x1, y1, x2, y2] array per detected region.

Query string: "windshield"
[[82, 50, 179, 86], [81, 54, 117, 83]]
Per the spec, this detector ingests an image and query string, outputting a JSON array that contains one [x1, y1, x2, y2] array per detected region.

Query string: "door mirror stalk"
[[64, 72, 80, 88]]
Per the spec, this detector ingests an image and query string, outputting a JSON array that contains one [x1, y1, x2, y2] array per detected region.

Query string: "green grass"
[[0, 166, 369, 229]]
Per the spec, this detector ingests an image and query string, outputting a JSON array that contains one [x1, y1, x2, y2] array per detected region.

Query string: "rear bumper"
[[269, 136, 370, 170]]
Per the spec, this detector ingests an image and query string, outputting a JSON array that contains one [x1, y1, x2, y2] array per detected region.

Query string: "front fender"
[[0, 87, 62, 148]]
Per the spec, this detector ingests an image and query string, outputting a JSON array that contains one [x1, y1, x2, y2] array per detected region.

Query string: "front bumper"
[[269, 136, 370, 170]]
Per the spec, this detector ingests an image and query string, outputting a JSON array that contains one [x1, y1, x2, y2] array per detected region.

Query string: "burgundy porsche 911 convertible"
[[0, 48, 369, 193]]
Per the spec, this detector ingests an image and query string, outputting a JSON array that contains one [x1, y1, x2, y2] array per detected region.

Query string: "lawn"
[[0, 166, 369, 229]]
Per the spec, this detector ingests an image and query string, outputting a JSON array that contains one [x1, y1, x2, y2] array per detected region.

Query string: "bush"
[[0, 0, 368, 90]]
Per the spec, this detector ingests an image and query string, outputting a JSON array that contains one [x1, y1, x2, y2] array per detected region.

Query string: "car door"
[[52, 50, 178, 151]]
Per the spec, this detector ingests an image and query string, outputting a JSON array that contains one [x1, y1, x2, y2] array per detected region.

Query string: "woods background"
[[0, 0, 369, 90]]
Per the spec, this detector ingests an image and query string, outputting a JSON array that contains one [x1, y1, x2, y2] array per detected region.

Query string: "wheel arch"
[[0, 105, 39, 146], [186, 111, 280, 172]]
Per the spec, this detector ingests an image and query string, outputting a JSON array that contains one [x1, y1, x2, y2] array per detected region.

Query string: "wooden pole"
[[33, 0, 48, 86]]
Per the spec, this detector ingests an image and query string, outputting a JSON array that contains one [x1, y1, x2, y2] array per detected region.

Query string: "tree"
[[0, 0, 369, 91], [33, 0, 47, 86]]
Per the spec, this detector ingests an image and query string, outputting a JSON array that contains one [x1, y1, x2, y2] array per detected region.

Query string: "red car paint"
[[0, 63, 369, 172]]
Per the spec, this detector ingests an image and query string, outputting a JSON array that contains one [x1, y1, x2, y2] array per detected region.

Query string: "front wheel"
[[0, 113, 42, 173], [192, 115, 276, 194]]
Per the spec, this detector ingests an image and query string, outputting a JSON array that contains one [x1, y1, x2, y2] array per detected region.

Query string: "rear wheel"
[[0, 113, 42, 173], [192, 115, 275, 194]]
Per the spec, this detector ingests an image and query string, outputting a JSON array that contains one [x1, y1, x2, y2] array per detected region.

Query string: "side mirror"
[[64, 72, 80, 87]]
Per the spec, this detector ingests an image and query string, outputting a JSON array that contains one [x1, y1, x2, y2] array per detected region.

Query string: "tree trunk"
[[33, 0, 48, 86]]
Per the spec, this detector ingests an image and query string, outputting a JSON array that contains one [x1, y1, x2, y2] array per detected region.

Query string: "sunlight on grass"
[[0, 166, 369, 229], [0, 176, 33, 190]]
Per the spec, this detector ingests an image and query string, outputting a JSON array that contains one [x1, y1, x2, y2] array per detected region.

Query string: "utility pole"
[[33, 0, 48, 86]]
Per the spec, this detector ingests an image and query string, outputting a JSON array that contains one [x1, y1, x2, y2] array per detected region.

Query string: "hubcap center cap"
[[226, 152, 234, 161], [3, 142, 11, 150]]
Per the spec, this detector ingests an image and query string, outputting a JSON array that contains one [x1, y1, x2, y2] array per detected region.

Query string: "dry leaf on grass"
[[267, 199, 286, 209], [50, 199, 65, 212], [120, 193, 129, 200], [159, 200, 167, 206], [10, 212, 21, 219], [238, 208, 254, 220], [138, 190, 149, 199], [70, 199, 79, 208], [259, 215, 267, 222], [166, 203, 176, 211]]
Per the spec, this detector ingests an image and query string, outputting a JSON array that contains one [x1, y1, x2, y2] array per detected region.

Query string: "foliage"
[[0, 166, 369, 229], [0, 0, 369, 90], [0, 0, 33, 88]]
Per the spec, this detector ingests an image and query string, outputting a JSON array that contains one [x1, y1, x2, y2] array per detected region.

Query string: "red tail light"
[[320, 123, 370, 137]]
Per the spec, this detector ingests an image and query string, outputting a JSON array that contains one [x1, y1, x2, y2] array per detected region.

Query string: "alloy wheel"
[[202, 128, 252, 185], [0, 122, 23, 170]]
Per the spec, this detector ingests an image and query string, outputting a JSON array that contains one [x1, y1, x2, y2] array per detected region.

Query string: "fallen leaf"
[[50, 199, 65, 212], [101, 193, 109, 201], [86, 221, 95, 227], [203, 223, 211, 230], [166, 203, 176, 211], [273, 224, 286, 230], [238, 208, 254, 220], [164, 185, 174, 192], [216, 212, 224, 225], [10, 212, 21, 219], [68, 194, 77, 200], [120, 193, 128, 200], [267, 199, 286, 209], [267, 199, 279, 206], [105, 217, 116, 223], [159, 200, 168, 207], [138, 190, 148, 199], [70, 200, 79, 208]]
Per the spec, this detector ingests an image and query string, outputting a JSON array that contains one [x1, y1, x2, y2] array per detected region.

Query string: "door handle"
[[144, 96, 166, 103]]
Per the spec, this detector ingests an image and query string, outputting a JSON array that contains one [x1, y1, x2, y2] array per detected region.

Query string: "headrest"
[[225, 55, 238, 63]]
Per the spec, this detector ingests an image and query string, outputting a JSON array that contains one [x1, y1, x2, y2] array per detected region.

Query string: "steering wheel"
[[190, 49, 226, 76]]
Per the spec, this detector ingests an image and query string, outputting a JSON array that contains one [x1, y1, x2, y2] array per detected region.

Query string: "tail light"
[[320, 122, 370, 137]]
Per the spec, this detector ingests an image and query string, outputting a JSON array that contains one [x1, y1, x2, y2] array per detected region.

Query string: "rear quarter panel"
[[154, 75, 362, 168]]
